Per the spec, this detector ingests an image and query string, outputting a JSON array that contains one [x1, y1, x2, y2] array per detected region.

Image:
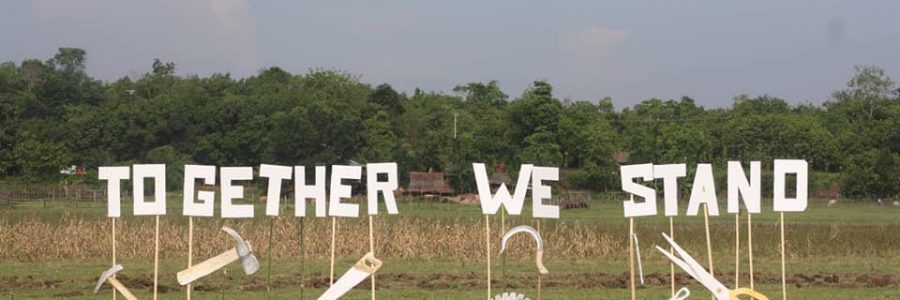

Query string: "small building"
[[407, 171, 455, 195]]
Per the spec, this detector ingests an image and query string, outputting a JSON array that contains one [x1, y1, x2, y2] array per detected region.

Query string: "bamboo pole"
[[780, 212, 787, 300], [330, 217, 337, 286], [299, 218, 306, 300], [187, 217, 193, 300], [112, 218, 117, 300], [267, 217, 275, 296], [537, 219, 542, 300], [669, 216, 675, 297], [153, 215, 160, 300], [537, 274, 542, 300], [501, 209, 507, 281], [735, 213, 740, 289], [369, 215, 375, 300], [703, 204, 713, 300], [629, 217, 636, 300], [485, 214, 492, 299], [220, 219, 227, 300], [748, 213, 755, 290]]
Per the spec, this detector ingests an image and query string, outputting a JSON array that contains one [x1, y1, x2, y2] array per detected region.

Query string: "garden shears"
[[656, 233, 769, 300]]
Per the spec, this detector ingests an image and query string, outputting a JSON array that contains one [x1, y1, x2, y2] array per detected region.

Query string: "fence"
[[0, 182, 107, 206]]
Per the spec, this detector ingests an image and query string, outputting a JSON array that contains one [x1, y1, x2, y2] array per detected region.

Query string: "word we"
[[621, 159, 807, 218], [473, 163, 560, 219], [99, 163, 399, 218]]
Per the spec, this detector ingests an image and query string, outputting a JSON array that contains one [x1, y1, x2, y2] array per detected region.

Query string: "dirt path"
[[4, 271, 898, 297]]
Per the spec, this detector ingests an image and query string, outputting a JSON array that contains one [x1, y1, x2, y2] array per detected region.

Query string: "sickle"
[[499, 225, 549, 274], [669, 287, 690, 300], [730, 288, 770, 300]]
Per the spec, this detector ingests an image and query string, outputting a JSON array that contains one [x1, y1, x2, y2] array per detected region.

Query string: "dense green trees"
[[1, 48, 898, 198]]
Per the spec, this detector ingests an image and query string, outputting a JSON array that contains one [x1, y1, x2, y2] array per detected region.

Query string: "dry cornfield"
[[1, 214, 897, 262], [0, 214, 618, 261]]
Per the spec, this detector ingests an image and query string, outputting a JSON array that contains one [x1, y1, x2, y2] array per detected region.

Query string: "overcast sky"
[[1, 0, 898, 108]]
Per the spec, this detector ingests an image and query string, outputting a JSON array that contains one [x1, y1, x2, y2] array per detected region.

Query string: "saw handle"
[[176, 246, 242, 285], [536, 250, 549, 274], [730, 288, 769, 300], [353, 252, 383, 274], [107, 277, 138, 300]]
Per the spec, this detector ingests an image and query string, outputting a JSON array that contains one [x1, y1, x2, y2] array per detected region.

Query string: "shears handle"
[[730, 288, 769, 300]]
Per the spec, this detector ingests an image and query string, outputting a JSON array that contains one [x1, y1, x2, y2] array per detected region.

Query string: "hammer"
[[94, 264, 138, 300], [176, 227, 260, 285]]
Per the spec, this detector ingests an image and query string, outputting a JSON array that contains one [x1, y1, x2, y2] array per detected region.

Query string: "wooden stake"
[[628, 217, 635, 300], [220, 219, 227, 300], [780, 212, 786, 300], [330, 217, 337, 286], [112, 218, 117, 300], [369, 215, 375, 300], [187, 217, 193, 300], [153, 215, 160, 300], [299, 218, 306, 300], [501, 209, 507, 281], [735, 213, 740, 289], [669, 216, 675, 297], [485, 214, 492, 299], [538, 274, 542, 300], [748, 213, 754, 290], [537, 219, 542, 300], [703, 204, 713, 300], [267, 217, 275, 295]]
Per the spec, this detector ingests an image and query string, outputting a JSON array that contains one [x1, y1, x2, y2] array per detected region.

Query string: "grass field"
[[2, 194, 900, 299]]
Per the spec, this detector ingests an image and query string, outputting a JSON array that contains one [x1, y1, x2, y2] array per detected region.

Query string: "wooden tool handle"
[[177, 247, 240, 285], [731, 288, 769, 300], [536, 250, 549, 275], [353, 252, 382, 274], [108, 277, 138, 300]]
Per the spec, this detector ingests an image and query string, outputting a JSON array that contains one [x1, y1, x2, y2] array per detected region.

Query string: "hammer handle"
[[107, 277, 138, 300], [177, 247, 240, 285]]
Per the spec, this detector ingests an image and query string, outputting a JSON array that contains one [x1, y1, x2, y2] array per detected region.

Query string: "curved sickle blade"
[[500, 225, 543, 253], [94, 264, 123, 294], [499, 225, 548, 274]]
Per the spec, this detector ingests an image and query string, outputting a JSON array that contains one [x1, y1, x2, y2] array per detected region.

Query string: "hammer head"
[[222, 226, 259, 275], [94, 264, 123, 294]]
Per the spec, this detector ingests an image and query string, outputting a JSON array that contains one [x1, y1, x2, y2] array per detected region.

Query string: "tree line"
[[1, 48, 898, 198]]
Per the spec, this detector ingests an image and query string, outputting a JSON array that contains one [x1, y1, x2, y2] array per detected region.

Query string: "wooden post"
[[153, 215, 160, 300], [267, 217, 275, 294], [485, 214, 492, 299], [330, 217, 337, 286], [735, 213, 740, 289], [748, 213, 754, 290], [187, 217, 193, 300], [537, 219, 542, 300], [220, 219, 227, 300], [780, 212, 787, 300], [537, 274, 542, 300], [299, 218, 306, 300], [669, 216, 675, 297], [629, 217, 636, 300], [703, 204, 713, 300], [112, 218, 117, 300], [501, 209, 507, 281], [369, 215, 376, 300]]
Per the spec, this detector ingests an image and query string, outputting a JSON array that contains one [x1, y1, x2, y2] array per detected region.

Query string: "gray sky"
[[2, 0, 898, 108]]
